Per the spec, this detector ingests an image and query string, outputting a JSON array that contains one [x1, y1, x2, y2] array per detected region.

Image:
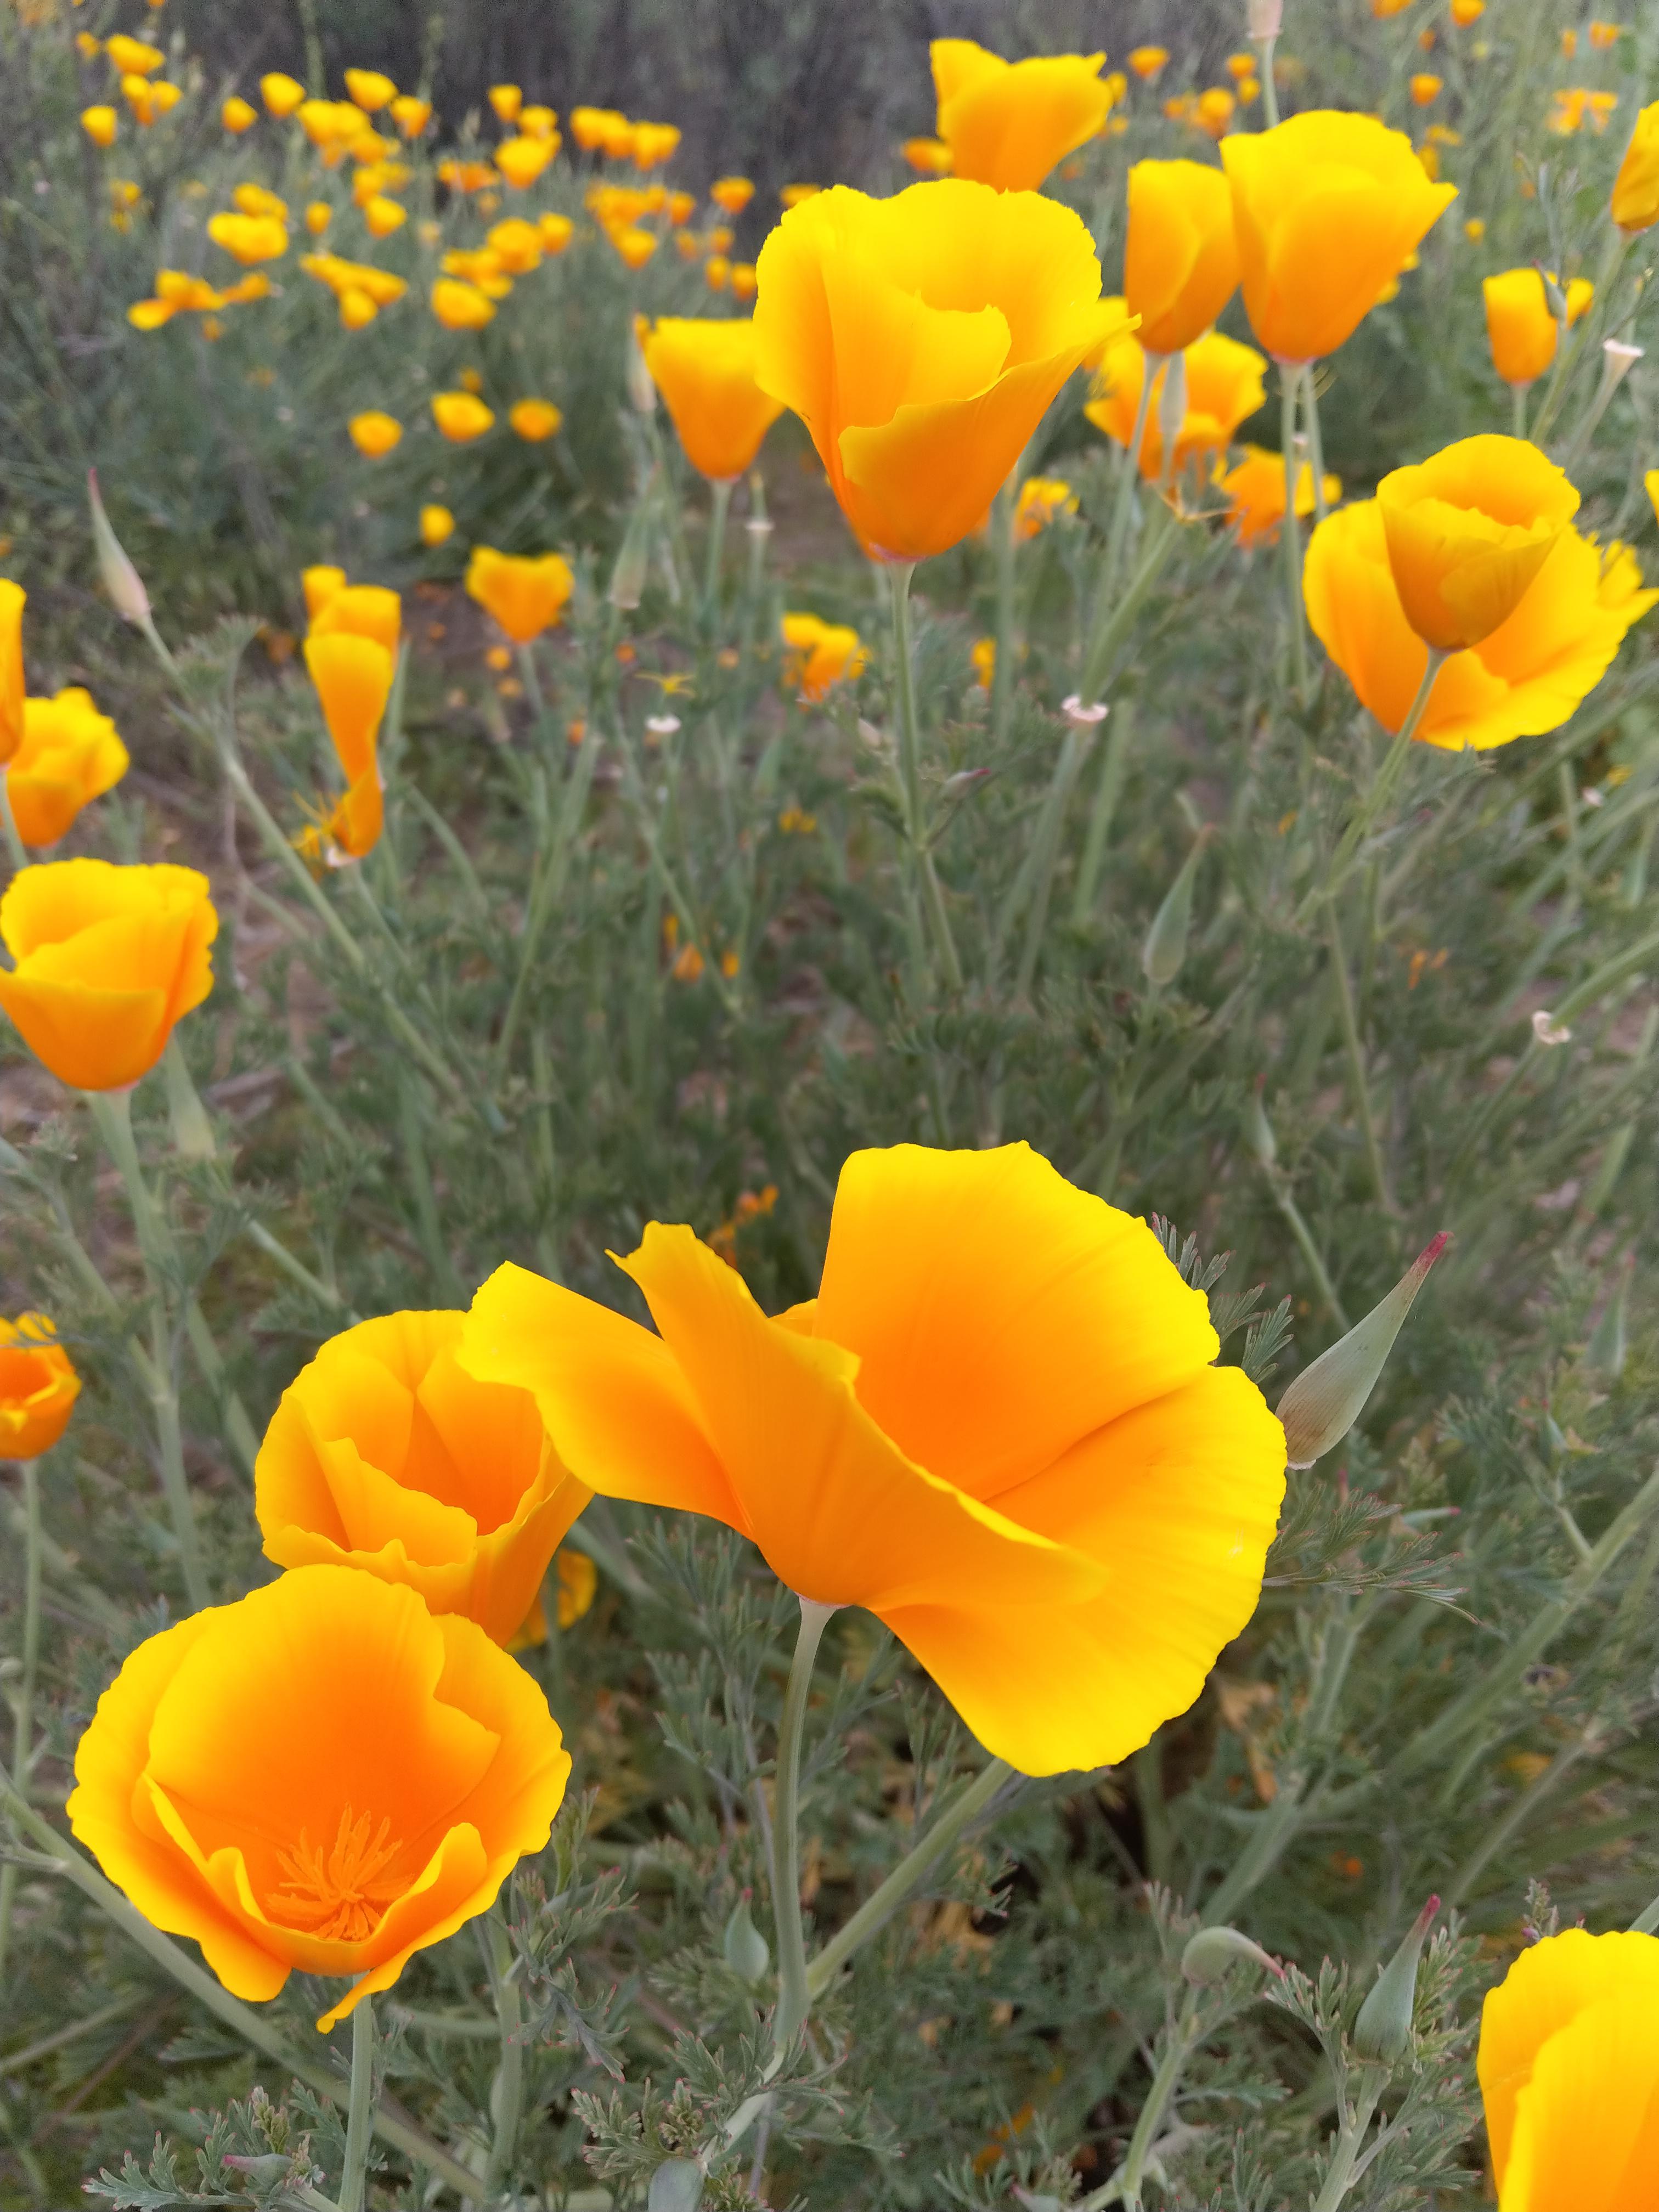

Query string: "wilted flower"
[[782, 612, 867, 699], [0, 860, 217, 1091], [1217, 446, 1341, 546], [1478, 1930, 1659, 2210], [0, 1314, 80, 1461], [67, 1565, 571, 2027], [255, 1311, 590, 1644], [1305, 497, 1655, 749], [1125, 159, 1240, 357], [1376, 435, 1579, 651], [465, 547, 575, 644], [432, 391, 495, 442], [8, 689, 129, 847], [641, 318, 785, 483], [1611, 101, 1659, 230], [1222, 112, 1457, 362], [753, 180, 1118, 561], [931, 37, 1116, 191], [347, 409, 402, 458], [1086, 317, 1267, 481], [461, 1143, 1285, 1776], [1484, 269, 1593, 386]]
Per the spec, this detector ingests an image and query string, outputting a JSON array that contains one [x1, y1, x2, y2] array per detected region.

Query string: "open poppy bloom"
[[1611, 100, 1659, 231], [460, 1142, 1286, 1776], [1086, 315, 1267, 481], [67, 1565, 571, 2028], [931, 38, 1116, 193], [753, 180, 1122, 562], [465, 547, 575, 645], [781, 612, 867, 699], [1479, 1928, 1659, 2208], [256, 1311, 590, 1646], [641, 318, 786, 483], [1304, 497, 1655, 749], [1217, 445, 1340, 547], [1483, 269, 1593, 388], [1125, 158, 1240, 356], [0, 860, 217, 1092], [1376, 435, 1579, 651], [0, 1313, 81, 1460], [8, 687, 129, 847]]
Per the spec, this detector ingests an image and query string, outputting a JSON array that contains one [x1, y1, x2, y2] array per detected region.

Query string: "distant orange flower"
[[0, 1314, 81, 1460], [931, 37, 1116, 191], [466, 547, 575, 645]]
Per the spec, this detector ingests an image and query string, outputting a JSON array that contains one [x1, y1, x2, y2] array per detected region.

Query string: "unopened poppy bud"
[[1352, 1894, 1439, 2063], [1587, 1252, 1633, 1378], [608, 504, 652, 611], [87, 470, 150, 625], [626, 326, 657, 416], [648, 2159, 704, 2212], [1244, 1078, 1277, 1167], [723, 1894, 770, 1984], [1182, 1924, 1284, 1985], [1276, 1232, 1448, 1468], [163, 1040, 216, 1161], [1142, 826, 1210, 991]]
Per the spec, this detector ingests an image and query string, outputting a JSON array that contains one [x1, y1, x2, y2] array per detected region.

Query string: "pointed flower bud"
[[1277, 1233, 1448, 1468], [1352, 1894, 1439, 2063], [1244, 1077, 1278, 1167], [608, 502, 652, 611], [723, 1894, 770, 1985], [1182, 1923, 1285, 1986], [648, 2159, 704, 2212], [1587, 1252, 1633, 1379], [88, 470, 151, 626], [1142, 827, 1210, 990]]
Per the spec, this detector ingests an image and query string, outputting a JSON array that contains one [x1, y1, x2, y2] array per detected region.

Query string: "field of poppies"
[[4, 1, 1659, 2207]]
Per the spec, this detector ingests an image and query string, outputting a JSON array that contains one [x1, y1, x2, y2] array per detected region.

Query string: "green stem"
[[769, 1598, 834, 2057], [1325, 903, 1391, 1211], [0, 773, 27, 874], [338, 1997, 375, 2212], [0, 1457, 42, 1982], [1070, 704, 1133, 927], [1265, 1172, 1351, 1330], [990, 476, 1018, 745], [1256, 35, 1279, 124], [1302, 650, 1446, 923], [1134, 1736, 1171, 1886], [703, 477, 732, 624], [888, 564, 964, 994], [1080, 502, 1180, 701], [87, 1089, 209, 1611], [0, 1774, 484, 2204], [1201, 1773, 1309, 1926], [805, 1756, 1014, 2001], [515, 642, 547, 727], [1116, 1995, 1199, 2212], [1311, 2070, 1386, 2212], [1101, 366, 1158, 594], [1280, 366, 1310, 701], [398, 1075, 464, 1305], [1301, 365, 1329, 527], [497, 731, 599, 1075], [1531, 229, 1631, 443], [483, 1915, 524, 2198], [1511, 381, 1529, 438]]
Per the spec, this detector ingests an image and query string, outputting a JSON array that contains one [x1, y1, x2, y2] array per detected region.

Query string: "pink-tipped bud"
[[1352, 1895, 1440, 2063], [88, 470, 151, 627], [1277, 1235, 1449, 1468], [1182, 1923, 1285, 1986]]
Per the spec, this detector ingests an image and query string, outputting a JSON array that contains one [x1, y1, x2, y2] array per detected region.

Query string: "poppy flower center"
[[271, 1805, 405, 1942]]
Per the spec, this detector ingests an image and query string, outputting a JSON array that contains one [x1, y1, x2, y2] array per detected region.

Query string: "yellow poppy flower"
[[641, 318, 785, 482], [0, 1314, 80, 1462], [1217, 445, 1340, 546], [931, 37, 1116, 193], [781, 612, 867, 699], [465, 548, 574, 644], [81, 105, 118, 148], [1377, 434, 1579, 651], [1483, 269, 1593, 386], [1085, 315, 1267, 481], [1125, 159, 1240, 357], [509, 399, 562, 442], [1612, 101, 1659, 230], [8, 687, 129, 847], [460, 1142, 1286, 1776], [432, 391, 495, 442], [348, 410, 403, 458]]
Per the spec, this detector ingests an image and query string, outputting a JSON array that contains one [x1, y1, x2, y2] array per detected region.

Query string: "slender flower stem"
[[1301, 364, 1329, 527], [1256, 36, 1279, 125], [0, 773, 27, 875], [1279, 365, 1310, 701], [1511, 381, 1529, 438], [989, 476, 1018, 744], [338, 1997, 375, 2212], [888, 565, 964, 994], [1080, 503, 1180, 702], [1099, 1991, 1200, 2212], [1070, 705, 1133, 927], [1102, 366, 1159, 593], [483, 1915, 525, 2199], [1311, 2068, 1386, 2211], [0, 1774, 484, 2204], [515, 642, 548, 727], [1300, 650, 1446, 924], [703, 478, 733, 624], [87, 1089, 209, 1611], [1325, 903, 1391, 1210], [768, 1598, 834, 2058], [805, 1755, 1014, 2000], [0, 1455, 43, 1981], [497, 734, 600, 1076]]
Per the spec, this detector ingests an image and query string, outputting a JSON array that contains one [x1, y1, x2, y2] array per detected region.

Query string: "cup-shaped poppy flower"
[[1304, 496, 1655, 750], [465, 548, 575, 645], [1376, 435, 1579, 652], [641, 318, 786, 484], [433, 391, 495, 442], [1221, 112, 1457, 363], [1014, 476, 1077, 539], [255, 1312, 591, 1646], [0, 1313, 80, 1460], [781, 612, 867, 699], [1, 580, 24, 761], [345, 69, 396, 113], [222, 95, 257, 134], [308, 578, 402, 657], [1086, 317, 1267, 481], [304, 634, 393, 796], [710, 176, 754, 215], [461, 1142, 1285, 1777], [431, 278, 497, 331], [753, 180, 1120, 563], [1483, 269, 1592, 387], [391, 94, 431, 138], [930, 39, 1115, 193], [1478, 1929, 1659, 2209], [261, 72, 306, 119], [1612, 101, 1659, 230], [348, 409, 402, 458], [509, 398, 562, 442], [67, 1564, 570, 2028], [0, 860, 216, 1092], [207, 213, 288, 266], [82, 105, 119, 148], [497, 136, 554, 189], [1126, 159, 1240, 356], [8, 688, 129, 848], [1218, 446, 1340, 547]]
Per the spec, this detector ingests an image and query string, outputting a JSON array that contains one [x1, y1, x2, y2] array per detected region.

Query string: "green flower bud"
[[1587, 1252, 1633, 1379], [723, 1894, 770, 1987], [1352, 1894, 1439, 2064], [608, 501, 652, 611], [1181, 1923, 1284, 1986], [1277, 1233, 1448, 1468], [87, 469, 151, 627], [1142, 826, 1211, 991]]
